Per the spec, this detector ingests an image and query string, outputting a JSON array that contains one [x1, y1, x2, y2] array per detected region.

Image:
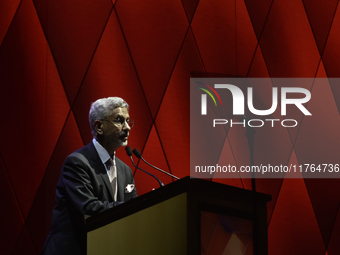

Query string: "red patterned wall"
[[0, 0, 340, 254]]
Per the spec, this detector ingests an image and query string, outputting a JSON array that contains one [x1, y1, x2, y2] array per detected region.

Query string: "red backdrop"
[[0, 0, 340, 254]]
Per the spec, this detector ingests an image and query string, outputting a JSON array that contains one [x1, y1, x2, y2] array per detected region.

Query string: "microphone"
[[132, 148, 180, 180], [125, 146, 164, 187]]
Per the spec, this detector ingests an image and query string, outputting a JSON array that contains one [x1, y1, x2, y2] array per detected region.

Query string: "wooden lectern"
[[86, 177, 271, 255]]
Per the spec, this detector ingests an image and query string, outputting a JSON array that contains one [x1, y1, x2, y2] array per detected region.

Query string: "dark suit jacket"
[[42, 141, 137, 255]]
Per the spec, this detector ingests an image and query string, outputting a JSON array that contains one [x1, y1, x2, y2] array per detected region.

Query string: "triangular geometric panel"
[[156, 28, 203, 179], [327, 208, 340, 255], [201, 212, 233, 255], [0, 0, 20, 46], [322, 1, 340, 77], [268, 176, 325, 255], [133, 125, 172, 195], [303, 0, 338, 54], [191, 0, 237, 75], [0, 0, 60, 218], [1, 0, 340, 255], [213, 136, 244, 188], [316, 61, 340, 122], [181, 0, 200, 23], [304, 178, 340, 248], [235, 0, 259, 77], [244, 0, 273, 41], [33, 0, 113, 104], [270, 79, 313, 145], [115, 0, 189, 118], [294, 78, 340, 175], [257, 148, 300, 225], [45, 41, 71, 170], [316, 60, 329, 78], [260, 0, 320, 77], [26, 111, 85, 253], [0, 156, 24, 255], [190, 95, 229, 181], [72, 9, 153, 151], [247, 46, 270, 78], [12, 225, 36, 255], [328, 80, 340, 114], [201, 211, 219, 254], [227, 125, 253, 190], [207, 223, 233, 255]]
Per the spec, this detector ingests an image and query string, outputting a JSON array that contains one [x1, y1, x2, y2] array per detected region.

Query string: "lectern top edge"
[[85, 176, 271, 232]]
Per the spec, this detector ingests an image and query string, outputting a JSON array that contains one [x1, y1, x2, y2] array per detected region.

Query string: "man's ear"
[[94, 120, 104, 135]]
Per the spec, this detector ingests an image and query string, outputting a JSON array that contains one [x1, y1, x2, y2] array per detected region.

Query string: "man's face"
[[102, 107, 131, 151]]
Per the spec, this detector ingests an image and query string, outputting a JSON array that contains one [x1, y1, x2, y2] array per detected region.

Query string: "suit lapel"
[[86, 142, 115, 202], [116, 159, 126, 202]]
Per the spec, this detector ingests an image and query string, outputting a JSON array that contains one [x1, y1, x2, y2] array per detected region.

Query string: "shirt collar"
[[92, 138, 115, 164]]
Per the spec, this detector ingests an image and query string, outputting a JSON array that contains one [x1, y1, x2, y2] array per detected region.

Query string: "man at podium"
[[41, 97, 138, 255]]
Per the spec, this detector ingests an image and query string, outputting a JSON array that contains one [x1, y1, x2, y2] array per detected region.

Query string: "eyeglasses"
[[101, 117, 134, 128]]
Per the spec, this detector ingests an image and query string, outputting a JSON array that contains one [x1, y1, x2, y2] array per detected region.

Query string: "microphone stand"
[[125, 146, 164, 187], [130, 156, 164, 187], [132, 148, 180, 180], [140, 157, 180, 180]]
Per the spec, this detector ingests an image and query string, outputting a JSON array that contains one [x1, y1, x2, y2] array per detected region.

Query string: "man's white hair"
[[89, 97, 129, 138]]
